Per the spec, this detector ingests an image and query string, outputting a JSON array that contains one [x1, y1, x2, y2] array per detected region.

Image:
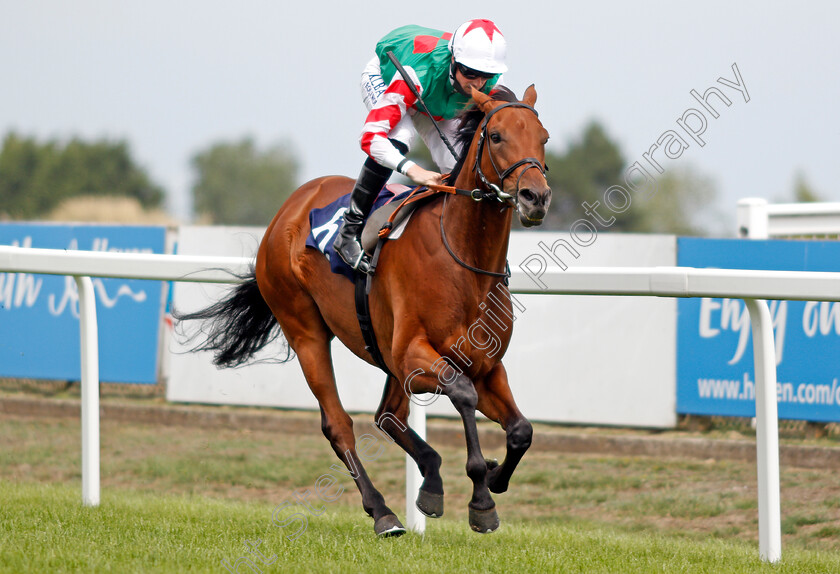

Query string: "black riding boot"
[[333, 159, 392, 273]]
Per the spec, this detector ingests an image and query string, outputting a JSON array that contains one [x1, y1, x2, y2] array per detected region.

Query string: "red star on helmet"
[[464, 19, 501, 41]]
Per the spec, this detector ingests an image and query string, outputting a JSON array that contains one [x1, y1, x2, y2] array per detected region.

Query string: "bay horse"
[[180, 85, 551, 536]]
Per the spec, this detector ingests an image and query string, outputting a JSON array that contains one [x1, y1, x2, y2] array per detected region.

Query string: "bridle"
[[375, 100, 549, 281], [471, 101, 547, 207], [439, 101, 547, 280], [384, 50, 545, 206]]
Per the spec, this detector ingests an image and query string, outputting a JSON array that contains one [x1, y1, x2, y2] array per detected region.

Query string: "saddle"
[[360, 196, 422, 255], [306, 180, 479, 375], [306, 184, 425, 282]]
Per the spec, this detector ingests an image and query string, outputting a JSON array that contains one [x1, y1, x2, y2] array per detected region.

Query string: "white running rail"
[[0, 246, 251, 509], [3, 245, 840, 563]]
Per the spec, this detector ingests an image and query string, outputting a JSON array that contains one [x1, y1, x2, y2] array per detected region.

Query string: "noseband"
[[472, 102, 547, 206]]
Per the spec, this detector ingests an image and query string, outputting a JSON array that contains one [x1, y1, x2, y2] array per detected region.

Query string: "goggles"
[[455, 62, 495, 80]]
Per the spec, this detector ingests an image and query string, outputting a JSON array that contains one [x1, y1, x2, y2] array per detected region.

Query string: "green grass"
[[3, 480, 840, 574], [3, 412, 840, 571]]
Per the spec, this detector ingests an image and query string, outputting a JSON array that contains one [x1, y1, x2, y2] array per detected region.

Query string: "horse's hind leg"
[[296, 337, 405, 536], [375, 377, 445, 518], [260, 282, 404, 536], [475, 363, 533, 494]]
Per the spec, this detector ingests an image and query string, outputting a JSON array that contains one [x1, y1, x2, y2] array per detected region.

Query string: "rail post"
[[737, 198, 769, 239], [405, 401, 426, 533], [745, 298, 782, 562], [76, 276, 100, 507]]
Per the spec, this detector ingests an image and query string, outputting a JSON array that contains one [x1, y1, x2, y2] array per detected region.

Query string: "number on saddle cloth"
[[305, 184, 418, 281]]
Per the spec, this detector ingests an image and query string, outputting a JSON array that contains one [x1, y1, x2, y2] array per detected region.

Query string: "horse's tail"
[[173, 268, 291, 367]]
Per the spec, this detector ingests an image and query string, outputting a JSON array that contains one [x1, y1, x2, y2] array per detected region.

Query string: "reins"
[[376, 101, 544, 281], [374, 181, 512, 279], [439, 193, 511, 280], [376, 182, 500, 237]]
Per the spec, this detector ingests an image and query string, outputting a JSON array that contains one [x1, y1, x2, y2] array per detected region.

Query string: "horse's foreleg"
[[475, 363, 533, 494], [375, 377, 444, 517], [399, 340, 498, 533]]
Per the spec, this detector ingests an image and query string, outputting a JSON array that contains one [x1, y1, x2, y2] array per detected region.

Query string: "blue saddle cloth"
[[305, 184, 415, 281]]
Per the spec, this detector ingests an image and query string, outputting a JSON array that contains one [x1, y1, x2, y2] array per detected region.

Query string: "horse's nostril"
[[519, 189, 535, 204]]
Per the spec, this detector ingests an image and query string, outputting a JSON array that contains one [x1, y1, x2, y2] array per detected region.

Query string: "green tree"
[[629, 167, 720, 236], [0, 132, 164, 219], [537, 121, 719, 235], [792, 171, 823, 203], [191, 138, 299, 225], [382, 119, 721, 235]]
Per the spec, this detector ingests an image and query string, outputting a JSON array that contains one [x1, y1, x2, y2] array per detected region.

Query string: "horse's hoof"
[[485, 458, 499, 471], [469, 506, 500, 533], [374, 514, 406, 537], [416, 489, 444, 518]]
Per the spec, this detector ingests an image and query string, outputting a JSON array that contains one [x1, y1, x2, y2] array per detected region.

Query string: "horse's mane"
[[445, 86, 518, 185]]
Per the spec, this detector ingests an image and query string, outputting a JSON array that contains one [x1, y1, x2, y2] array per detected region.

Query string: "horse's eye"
[[490, 132, 502, 144]]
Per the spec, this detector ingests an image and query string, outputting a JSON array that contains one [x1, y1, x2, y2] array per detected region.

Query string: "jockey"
[[333, 19, 508, 273]]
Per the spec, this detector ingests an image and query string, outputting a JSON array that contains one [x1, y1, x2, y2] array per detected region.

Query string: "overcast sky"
[[2, 1, 838, 232]]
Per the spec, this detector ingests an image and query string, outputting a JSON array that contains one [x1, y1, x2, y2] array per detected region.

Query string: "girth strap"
[[354, 240, 394, 377]]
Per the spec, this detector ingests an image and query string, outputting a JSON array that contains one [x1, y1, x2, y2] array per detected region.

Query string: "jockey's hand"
[[405, 164, 444, 187]]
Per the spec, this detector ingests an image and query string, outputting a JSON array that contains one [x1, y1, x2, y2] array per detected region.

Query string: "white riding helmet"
[[448, 19, 508, 74]]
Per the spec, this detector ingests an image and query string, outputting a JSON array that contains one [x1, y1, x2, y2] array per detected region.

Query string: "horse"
[[179, 85, 551, 536]]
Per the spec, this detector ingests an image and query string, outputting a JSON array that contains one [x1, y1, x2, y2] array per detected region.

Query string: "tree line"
[[0, 125, 820, 232], [0, 133, 164, 220]]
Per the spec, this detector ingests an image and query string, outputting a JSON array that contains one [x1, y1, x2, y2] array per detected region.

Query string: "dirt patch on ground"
[[4, 393, 840, 469]]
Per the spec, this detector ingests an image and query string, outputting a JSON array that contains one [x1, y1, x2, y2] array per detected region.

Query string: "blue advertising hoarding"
[[0, 224, 166, 384], [677, 238, 840, 422]]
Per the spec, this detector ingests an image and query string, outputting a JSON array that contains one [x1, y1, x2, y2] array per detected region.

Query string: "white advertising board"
[[168, 226, 676, 428], [505, 232, 676, 427]]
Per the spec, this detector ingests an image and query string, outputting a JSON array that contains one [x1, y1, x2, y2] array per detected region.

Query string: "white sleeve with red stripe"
[[359, 66, 421, 172]]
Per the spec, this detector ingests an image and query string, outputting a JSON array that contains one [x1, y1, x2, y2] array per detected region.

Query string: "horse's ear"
[[523, 84, 537, 108], [471, 87, 495, 112]]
